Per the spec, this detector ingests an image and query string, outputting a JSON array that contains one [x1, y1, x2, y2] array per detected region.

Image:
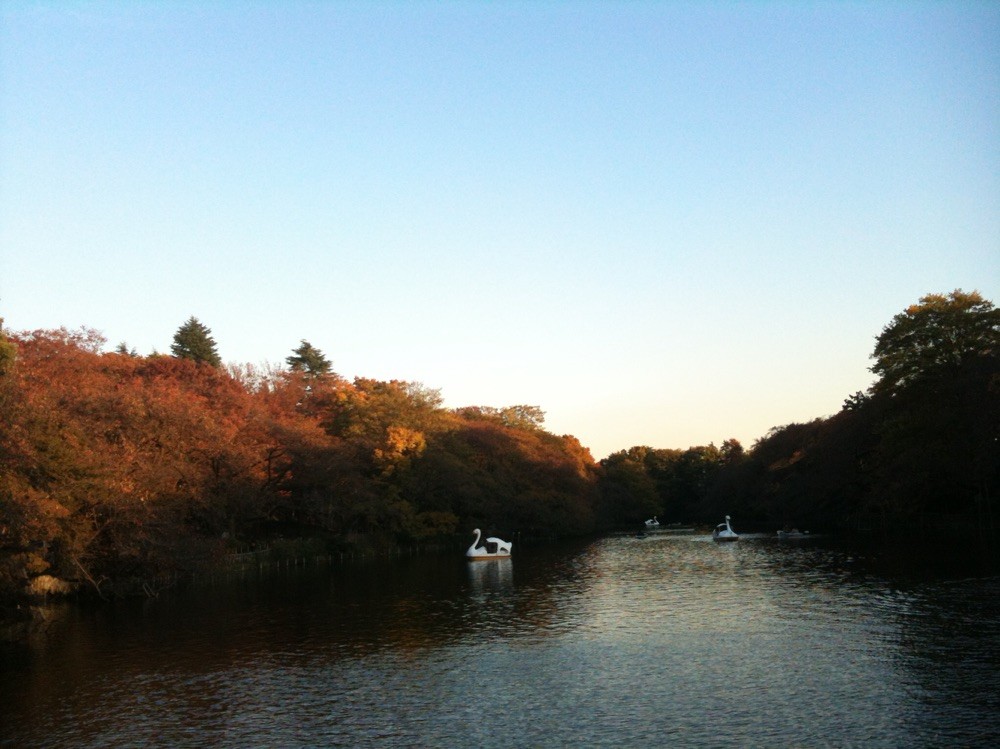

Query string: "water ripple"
[[3, 537, 999, 747]]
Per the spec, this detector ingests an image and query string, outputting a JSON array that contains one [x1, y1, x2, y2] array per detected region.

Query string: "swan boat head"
[[713, 515, 739, 541]]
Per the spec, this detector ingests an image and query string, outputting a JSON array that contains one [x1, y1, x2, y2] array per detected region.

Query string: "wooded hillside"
[[1, 290, 997, 601]]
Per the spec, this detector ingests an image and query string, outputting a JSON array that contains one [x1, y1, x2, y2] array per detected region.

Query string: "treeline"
[[1, 291, 998, 601], [0, 321, 599, 600], [601, 290, 999, 540]]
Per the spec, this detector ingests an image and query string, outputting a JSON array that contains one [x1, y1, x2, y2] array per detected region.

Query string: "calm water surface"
[[2, 533, 999, 748]]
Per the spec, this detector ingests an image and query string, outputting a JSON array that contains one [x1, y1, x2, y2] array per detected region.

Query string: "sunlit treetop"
[[870, 289, 1000, 395], [285, 340, 334, 380], [170, 316, 222, 367]]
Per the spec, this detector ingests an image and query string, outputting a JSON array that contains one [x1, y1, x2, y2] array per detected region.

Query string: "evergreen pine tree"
[[171, 316, 222, 367], [286, 339, 333, 379]]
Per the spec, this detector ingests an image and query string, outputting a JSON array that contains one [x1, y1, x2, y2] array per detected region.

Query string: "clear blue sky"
[[2, 1, 997, 459]]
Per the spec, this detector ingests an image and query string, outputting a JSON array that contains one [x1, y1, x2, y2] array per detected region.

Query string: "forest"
[[1, 290, 998, 605]]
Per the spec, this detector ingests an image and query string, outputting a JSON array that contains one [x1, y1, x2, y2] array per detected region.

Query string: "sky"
[[1, 1, 998, 460]]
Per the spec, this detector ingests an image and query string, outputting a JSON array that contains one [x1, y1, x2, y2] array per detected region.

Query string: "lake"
[[2, 531, 999, 748]]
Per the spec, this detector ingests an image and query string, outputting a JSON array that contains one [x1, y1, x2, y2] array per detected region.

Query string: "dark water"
[[2, 533, 999, 748]]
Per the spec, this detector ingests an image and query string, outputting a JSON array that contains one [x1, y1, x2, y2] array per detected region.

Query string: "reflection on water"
[[467, 557, 514, 594], [2, 534, 999, 748]]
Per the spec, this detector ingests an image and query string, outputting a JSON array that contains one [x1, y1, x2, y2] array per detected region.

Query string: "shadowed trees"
[[596, 291, 998, 539], [402, 410, 598, 539], [866, 290, 999, 530], [705, 289, 999, 535], [599, 442, 748, 527], [597, 448, 661, 527]]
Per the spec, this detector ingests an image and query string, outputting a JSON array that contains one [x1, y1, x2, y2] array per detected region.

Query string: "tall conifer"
[[286, 339, 333, 379], [171, 316, 222, 367]]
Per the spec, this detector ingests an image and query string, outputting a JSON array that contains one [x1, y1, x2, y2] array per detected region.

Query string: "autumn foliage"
[[2, 289, 997, 603], [0, 326, 601, 600]]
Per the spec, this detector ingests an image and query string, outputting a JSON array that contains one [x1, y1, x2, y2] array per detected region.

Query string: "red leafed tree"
[[1, 328, 320, 597]]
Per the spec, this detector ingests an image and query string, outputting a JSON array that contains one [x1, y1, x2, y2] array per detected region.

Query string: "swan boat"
[[466, 528, 512, 560], [712, 515, 739, 542]]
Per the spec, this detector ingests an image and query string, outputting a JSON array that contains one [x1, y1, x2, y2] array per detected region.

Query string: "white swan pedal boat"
[[712, 515, 739, 542], [466, 528, 512, 560]]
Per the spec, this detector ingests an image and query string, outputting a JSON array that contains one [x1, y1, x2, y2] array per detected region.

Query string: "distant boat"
[[777, 528, 809, 539], [645, 516, 660, 527], [713, 515, 739, 542], [466, 528, 512, 560]]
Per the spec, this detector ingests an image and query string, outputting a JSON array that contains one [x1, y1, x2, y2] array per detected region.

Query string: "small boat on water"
[[466, 528, 512, 560], [777, 528, 809, 539], [713, 515, 739, 542]]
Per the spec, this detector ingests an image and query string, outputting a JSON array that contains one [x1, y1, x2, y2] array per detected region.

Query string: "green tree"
[[170, 316, 222, 367], [498, 405, 545, 430], [871, 289, 999, 395], [598, 448, 660, 526], [868, 290, 999, 531], [0, 317, 16, 375], [286, 339, 333, 380], [720, 438, 745, 464]]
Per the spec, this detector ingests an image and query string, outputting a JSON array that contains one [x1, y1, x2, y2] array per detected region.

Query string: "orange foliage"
[[1, 327, 605, 600]]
